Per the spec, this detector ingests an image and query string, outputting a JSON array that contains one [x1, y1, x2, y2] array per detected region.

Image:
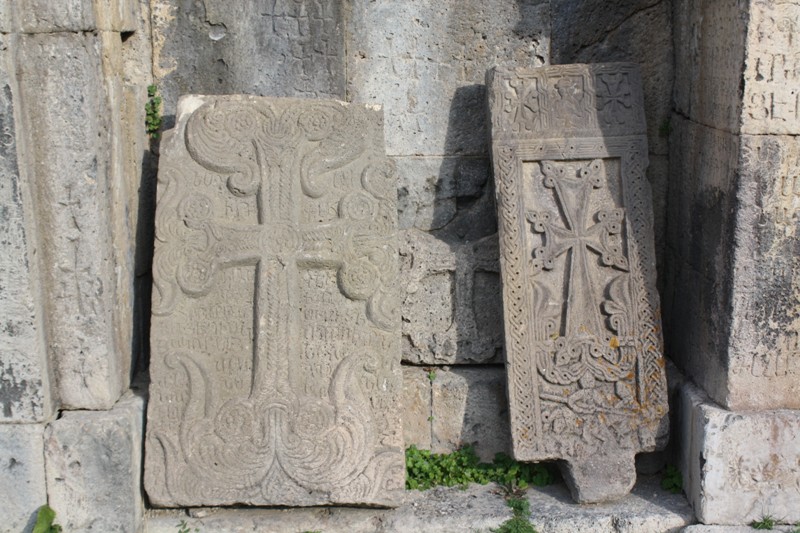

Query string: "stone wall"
[[0, 0, 150, 529], [667, 0, 800, 524]]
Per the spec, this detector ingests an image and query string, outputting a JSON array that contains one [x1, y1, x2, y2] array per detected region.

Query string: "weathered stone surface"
[[0, 424, 47, 533], [551, 0, 674, 156], [400, 230, 503, 365], [672, 0, 748, 132], [663, 114, 740, 407], [727, 135, 800, 409], [6, 0, 136, 32], [677, 382, 800, 525], [682, 527, 798, 533], [742, 0, 800, 135], [431, 366, 510, 462], [145, 95, 404, 507], [150, 0, 345, 122], [402, 366, 431, 450], [488, 64, 669, 503], [145, 475, 694, 533], [44, 390, 145, 533], [0, 35, 53, 423], [666, 117, 800, 410], [347, 0, 549, 157], [16, 32, 126, 410], [401, 366, 510, 461]]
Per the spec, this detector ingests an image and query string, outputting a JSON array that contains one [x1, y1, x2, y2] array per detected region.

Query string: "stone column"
[[0, 0, 148, 530], [668, 0, 800, 524]]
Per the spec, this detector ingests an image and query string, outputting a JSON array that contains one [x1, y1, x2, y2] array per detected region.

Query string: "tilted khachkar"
[[145, 96, 404, 506], [487, 64, 669, 503]]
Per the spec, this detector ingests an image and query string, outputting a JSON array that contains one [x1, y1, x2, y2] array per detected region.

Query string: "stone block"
[[347, 0, 549, 157], [742, 0, 800, 135], [663, 114, 740, 407], [145, 476, 694, 533], [400, 230, 503, 365], [488, 64, 669, 503], [44, 391, 144, 533], [677, 382, 800, 525], [396, 156, 495, 237], [150, 0, 345, 122], [672, 0, 748, 132], [551, 0, 674, 156], [145, 96, 404, 507], [666, 116, 800, 410], [726, 134, 800, 409], [14, 0, 95, 32], [430, 366, 510, 462], [402, 366, 432, 451], [0, 35, 53, 423], [16, 32, 125, 410], [0, 424, 47, 533]]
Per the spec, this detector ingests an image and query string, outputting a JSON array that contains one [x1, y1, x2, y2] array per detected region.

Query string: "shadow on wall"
[[429, 84, 511, 459], [132, 138, 160, 379]]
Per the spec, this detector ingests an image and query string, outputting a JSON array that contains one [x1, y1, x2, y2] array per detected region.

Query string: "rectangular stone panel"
[[16, 32, 125, 410], [742, 0, 800, 135], [0, 35, 53, 422], [145, 95, 404, 507], [487, 64, 669, 503], [727, 134, 800, 409]]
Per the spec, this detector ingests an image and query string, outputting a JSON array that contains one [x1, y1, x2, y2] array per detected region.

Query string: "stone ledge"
[[145, 475, 694, 533]]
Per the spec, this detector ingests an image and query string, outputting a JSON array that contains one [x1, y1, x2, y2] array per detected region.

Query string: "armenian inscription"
[[145, 95, 404, 507], [487, 64, 668, 503]]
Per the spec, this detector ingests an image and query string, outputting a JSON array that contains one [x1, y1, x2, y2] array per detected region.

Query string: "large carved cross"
[[527, 159, 628, 341], [175, 100, 391, 400]]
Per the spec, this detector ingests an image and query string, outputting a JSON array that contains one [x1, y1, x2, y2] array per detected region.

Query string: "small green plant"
[[32, 505, 62, 533], [492, 497, 537, 533], [660, 465, 683, 494], [405, 445, 553, 491], [427, 369, 436, 382], [146, 84, 163, 139], [750, 515, 776, 530], [177, 519, 199, 533]]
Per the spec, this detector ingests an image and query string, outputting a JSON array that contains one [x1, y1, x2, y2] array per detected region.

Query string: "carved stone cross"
[[145, 96, 404, 507], [488, 64, 668, 503]]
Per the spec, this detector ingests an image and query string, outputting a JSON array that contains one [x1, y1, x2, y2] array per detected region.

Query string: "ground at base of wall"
[[145, 475, 694, 533]]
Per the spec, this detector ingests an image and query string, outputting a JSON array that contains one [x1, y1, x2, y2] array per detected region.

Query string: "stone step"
[[145, 475, 694, 533]]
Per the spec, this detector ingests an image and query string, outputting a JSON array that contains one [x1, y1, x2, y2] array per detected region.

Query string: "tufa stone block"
[[0, 424, 47, 533], [678, 382, 800, 525], [400, 230, 503, 365], [430, 366, 510, 462], [347, 0, 550, 157], [0, 35, 53, 422], [44, 391, 145, 533], [145, 95, 404, 507], [487, 64, 669, 503], [150, 0, 345, 120], [742, 0, 800, 135], [16, 32, 126, 410]]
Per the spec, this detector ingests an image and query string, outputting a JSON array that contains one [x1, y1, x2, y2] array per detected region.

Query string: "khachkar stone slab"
[[145, 95, 404, 507], [487, 64, 669, 503]]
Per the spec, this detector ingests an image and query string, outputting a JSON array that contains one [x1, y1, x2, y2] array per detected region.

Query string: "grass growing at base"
[[492, 497, 537, 533], [405, 445, 553, 491]]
